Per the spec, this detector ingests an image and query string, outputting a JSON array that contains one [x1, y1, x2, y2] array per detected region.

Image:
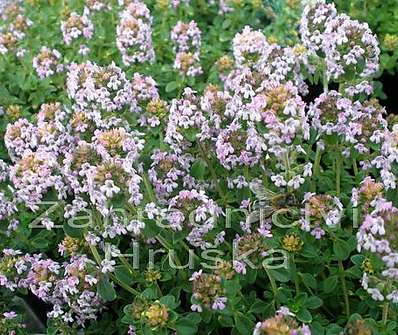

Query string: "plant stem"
[[264, 267, 279, 309], [119, 255, 135, 274], [142, 172, 156, 203], [352, 158, 358, 177], [382, 301, 389, 325], [338, 260, 350, 316], [311, 147, 322, 192], [335, 156, 341, 197], [291, 255, 300, 295], [323, 71, 329, 93], [88, 242, 139, 296], [198, 142, 227, 205]]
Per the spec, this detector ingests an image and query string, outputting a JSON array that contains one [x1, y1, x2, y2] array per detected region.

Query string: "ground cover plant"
[[0, 0, 398, 334]]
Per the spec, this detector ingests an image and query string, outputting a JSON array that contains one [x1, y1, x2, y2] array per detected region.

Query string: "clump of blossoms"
[[66, 61, 132, 112], [300, 1, 337, 54], [189, 270, 227, 312], [308, 90, 352, 137], [129, 73, 167, 127], [9, 150, 63, 209], [62, 127, 145, 231], [116, 1, 155, 65], [372, 123, 398, 189], [215, 120, 265, 170], [355, 178, 398, 304], [300, 1, 380, 82], [0, 1, 398, 334], [323, 14, 380, 81], [60, 8, 94, 46], [0, 31, 19, 55], [232, 26, 269, 69], [0, 5, 31, 55], [32, 46, 63, 79], [253, 307, 311, 335], [300, 193, 343, 238], [165, 88, 209, 150], [166, 189, 222, 249], [4, 118, 38, 159], [0, 250, 103, 326], [85, 0, 111, 11], [171, 20, 202, 76], [148, 150, 193, 198]]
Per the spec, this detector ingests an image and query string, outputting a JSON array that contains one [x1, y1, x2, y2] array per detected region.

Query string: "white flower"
[[100, 180, 120, 198], [271, 174, 287, 187], [101, 259, 116, 273], [127, 220, 145, 235]]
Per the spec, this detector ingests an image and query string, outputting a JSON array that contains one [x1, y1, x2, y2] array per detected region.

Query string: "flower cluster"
[[300, 1, 380, 81], [300, 193, 343, 239], [60, 8, 94, 46], [0, 1, 398, 334], [0, 249, 103, 326], [66, 61, 132, 112], [355, 178, 398, 303], [0, 3, 31, 56], [166, 189, 222, 249], [171, 20, 202, 76], [253, 307, 311, 335], [32, 46, 63, 79], [116, 1, 155, 65], [148, 150, 193, 198], [129, 73, 167, 127], [190, 270, 227, 312], [165, 88, 208, 150]]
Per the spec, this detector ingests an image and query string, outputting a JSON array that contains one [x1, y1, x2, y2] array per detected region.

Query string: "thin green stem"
[[311, 147, 322, 192], [156, 234, 182, 267], [88, 242, 139, 296], [323, 71, 328, 93], [119, 255, 135, 274], [142, 172, 156, 203], [292, 256, 300, 295], [338, 260, 350, 316], [198, 142, 227, 205], [264, 267, 279, 309], [352, 158, 358, 177], [335, 156, 341, 197], [382, 301, 390, 325]]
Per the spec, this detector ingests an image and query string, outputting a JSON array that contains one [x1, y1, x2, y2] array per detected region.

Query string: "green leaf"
[[250, 299, 266, 313], [224, 278, 241, 296], [190, 159, 207, 179], [305, 296, 323, 309], [269, 269, 290, 282], [166, 81, 178, 92], [63, 220, 85, 239], [159, 295, 179, 309], [114, 265, 134, 286], [30, 230, 54, 250], [142, 286, 158, 300], [222, 19, 232, 29], [351, 254, 365, 265], [175, 316, 200, 335], [323, 275, 338, 294], [296, 308, 312, 323], [235, 314, 254, 335], [97, 276, 116, 302], [334, 239, 352, 261], [300, 273, 317, 289]]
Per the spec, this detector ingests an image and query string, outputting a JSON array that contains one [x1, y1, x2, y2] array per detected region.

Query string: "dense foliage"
[[0, 1, 398, 335]]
